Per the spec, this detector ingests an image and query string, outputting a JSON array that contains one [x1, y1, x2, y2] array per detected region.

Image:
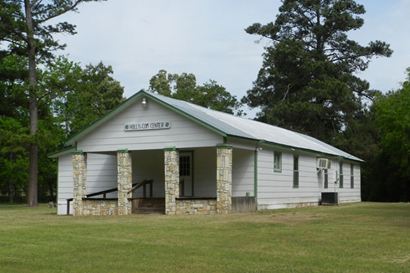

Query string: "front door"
[[179, 152, 193, 197]]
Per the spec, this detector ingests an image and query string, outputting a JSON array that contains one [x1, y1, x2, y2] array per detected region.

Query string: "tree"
[[44, 57, 124, 137], [1, 0, 103, 206], [372, 69, 410, 201], [149, 69, 242, 114], [0, 117, 29, 203], [243, 0, 392, 143]]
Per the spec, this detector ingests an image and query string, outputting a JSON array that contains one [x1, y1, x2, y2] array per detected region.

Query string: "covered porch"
[[70, 145, 242, 216]]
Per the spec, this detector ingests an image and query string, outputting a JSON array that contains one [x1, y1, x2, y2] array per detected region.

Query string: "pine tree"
[[243, 0, 392, 143]]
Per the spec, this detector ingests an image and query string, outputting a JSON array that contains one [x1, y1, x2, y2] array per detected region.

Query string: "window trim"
[[273, 151, 282, 173], [324, 169, 328, 189]]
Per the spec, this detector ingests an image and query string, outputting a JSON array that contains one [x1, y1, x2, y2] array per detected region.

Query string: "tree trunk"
[[24, 0, 38, 207]]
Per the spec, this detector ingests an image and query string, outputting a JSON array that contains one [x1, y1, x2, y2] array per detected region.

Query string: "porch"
[[69, 145, 255, 216]]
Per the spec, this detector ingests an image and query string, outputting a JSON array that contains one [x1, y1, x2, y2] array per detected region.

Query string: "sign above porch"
[[124, 121, 171, 131]]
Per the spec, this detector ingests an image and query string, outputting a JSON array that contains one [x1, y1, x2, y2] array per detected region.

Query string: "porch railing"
[[66, 179, 153, 215]]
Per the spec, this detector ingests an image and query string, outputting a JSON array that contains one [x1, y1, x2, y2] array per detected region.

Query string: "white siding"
[[77, 98, 222, 152], [57, 155, 73, 215], [86, 153, 117, 199], [57, 153, 117, 215], [337, 161, 361, 203], [232, 149, 254, 197], [256, 148, 362, 209]]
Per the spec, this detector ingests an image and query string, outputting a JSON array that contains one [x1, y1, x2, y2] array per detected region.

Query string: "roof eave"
[[48, 146, 76, 158], [226, 135, 364, 163]]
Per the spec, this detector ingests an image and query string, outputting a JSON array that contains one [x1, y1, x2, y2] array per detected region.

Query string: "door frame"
[[179, 150, 194, 197]]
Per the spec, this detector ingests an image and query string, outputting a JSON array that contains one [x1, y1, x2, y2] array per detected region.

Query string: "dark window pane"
[[274, 151, 282, 172], [293, 155, 299, 188], [179, 155, 190, 176], [350, 164, 354, 188]]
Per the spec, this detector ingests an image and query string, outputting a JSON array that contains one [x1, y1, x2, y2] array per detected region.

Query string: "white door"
[[179, 152, 193, 197]]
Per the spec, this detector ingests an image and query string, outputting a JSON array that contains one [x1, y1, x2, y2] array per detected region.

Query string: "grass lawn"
[[0, 203, 409, 273]]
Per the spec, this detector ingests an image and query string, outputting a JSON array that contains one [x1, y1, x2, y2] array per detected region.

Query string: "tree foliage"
[[0, 117, 29, 202], [243, 0, 392, 143], [369, 70, 410, 201], [149, 69, 242, 114], [44, 57, 124, 136]]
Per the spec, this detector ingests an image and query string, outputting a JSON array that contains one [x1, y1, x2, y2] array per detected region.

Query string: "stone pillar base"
[[216, 145, 232, 214], [117, 150, 132, 215], [72, 152, 86, 216], [164, 147, 179, 215]]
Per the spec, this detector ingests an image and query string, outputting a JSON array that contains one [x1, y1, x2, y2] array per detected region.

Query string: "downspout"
[[254, 149, 258, 200], [254, 140, 263, 207]]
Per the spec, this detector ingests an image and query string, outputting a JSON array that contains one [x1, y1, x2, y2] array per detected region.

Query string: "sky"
[[55, 0, 410, 108]]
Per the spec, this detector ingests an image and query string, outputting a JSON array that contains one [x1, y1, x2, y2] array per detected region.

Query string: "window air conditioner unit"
[[317, 158, 330, 169]]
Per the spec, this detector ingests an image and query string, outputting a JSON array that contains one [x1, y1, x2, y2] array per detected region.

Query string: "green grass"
[[0, 203, 409, 273]]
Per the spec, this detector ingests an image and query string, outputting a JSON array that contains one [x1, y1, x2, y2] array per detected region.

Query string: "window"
[[350, 164, 354, 189], [324, 169, 328, 189], [179, 155, 191, 176], [293, 155, 299, 188], [339, 162, 344, 188], [273, 151, 282, 172]]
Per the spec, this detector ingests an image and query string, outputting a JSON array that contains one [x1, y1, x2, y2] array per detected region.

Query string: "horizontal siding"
[[337, 161, 361, 202], [57, 153, 117, 215], [257, 148, 362, 209], [77, 98, 221, 152], [232, 149, 254, 197], [257, 150, 321, 209], [86, 154, 117, 200], [57, 155, 73, 215]]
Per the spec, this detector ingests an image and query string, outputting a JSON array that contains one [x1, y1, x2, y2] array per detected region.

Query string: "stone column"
[[164, 147, 179, 215], [216, 145, 232, 214], [117, 150, 132, 215], [72, 152, 87, 216]]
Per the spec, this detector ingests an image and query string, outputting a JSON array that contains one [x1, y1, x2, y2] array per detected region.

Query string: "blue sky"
[[56, 0, 410, 108]]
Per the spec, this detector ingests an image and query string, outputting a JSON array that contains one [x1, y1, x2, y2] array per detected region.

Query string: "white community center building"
[[50, 90, 362, 216]]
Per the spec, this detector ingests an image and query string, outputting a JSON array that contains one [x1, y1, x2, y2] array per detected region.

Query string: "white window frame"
[[273, 151, 282, 173]]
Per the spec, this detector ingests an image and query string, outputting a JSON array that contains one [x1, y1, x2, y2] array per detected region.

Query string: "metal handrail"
[[66, 179, 153, 215], [128, 179, 153, 194]]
